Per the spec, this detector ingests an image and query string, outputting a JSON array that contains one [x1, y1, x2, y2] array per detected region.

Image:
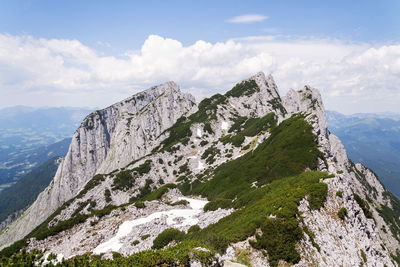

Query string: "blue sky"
[[0, 0, 399, 113], [1, 0, 398, 53]]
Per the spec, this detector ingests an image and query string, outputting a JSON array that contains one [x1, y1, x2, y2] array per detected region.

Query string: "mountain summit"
[[1, 72, 399, 266]]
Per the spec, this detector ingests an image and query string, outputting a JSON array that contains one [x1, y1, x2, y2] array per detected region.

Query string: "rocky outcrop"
[[0, 82, 195, 249]]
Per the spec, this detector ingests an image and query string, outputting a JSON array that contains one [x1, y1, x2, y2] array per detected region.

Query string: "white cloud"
[[0, 33, 399, 114], [227, 14, 268, 24]]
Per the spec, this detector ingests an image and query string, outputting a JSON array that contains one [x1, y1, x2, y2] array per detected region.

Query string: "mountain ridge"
[[1, 72, 399, 266]]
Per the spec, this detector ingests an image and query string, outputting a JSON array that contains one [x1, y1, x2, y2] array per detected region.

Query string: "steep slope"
[[0, 82, 195, 249], [1, 73, 399, 267]]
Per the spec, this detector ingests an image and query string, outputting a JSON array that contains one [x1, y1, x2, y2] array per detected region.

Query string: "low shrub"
[[152, 228, 186, 249], [338, 207, 348, 220]]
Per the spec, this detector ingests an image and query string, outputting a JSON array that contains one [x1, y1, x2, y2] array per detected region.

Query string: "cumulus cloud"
[[0, 33, 399, 113], [227, 14, 268, 24]]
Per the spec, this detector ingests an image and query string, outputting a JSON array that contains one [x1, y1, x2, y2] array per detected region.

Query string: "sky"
[[0, 0, 399, 114]]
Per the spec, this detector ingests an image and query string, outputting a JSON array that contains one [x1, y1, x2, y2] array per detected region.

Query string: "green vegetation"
[[302, 225, 320, 252], [268, 98, 287, 115], [0, 249, 44, 266], [338, 207, 348, 220], [178, 163, 189, 174], [377, 192, 400, 241], [350, 163, 378, 197], [141, 234, 150, 240], [142, 184, 177, 201], [104, 189, 112, 203], [336, 191, 343, 198], [134, 201, 145, 209], [222, 113, 277, 147], [235, 250, 252, 267], [112, 160, 152, 191], [1, 241, 216, 266], [77, 174, 105, 199], [391, 250, 400, 265], [158, 94, 227, 151], [170, 199, 189, 206], [199, 140, 208, 147], [152, 228, 186, 249], [187, 225, 201, 233], [225, 80, 259, 98], [203, 198, 232, 211], [201, 147, 221, 164], [251, 217, 302, 265], [112, 170, 133, 191], [353, 193, 373, 219], [190, 114, 324, 202], [170, 115, 330, 266], [184, 172, 330, 266], [360, 249, 368, 263], [131, 240, 140, 246]]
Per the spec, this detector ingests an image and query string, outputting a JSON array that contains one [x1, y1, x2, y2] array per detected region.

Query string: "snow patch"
[[93, 197, 208, 254], [197, 160, 205, 170], [197, 128, 202, 137], [221, 121, 229, 130]]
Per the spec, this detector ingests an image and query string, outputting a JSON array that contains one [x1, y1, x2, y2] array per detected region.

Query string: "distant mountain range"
[[0, 106, 92, 189], [326, 110, 400, 197]]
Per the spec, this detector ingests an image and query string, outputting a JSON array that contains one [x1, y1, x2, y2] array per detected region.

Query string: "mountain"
[[0, 73, 399, 266], [0, 157, 63, 229], [0, 106, 92, 189], [327, 110, 400, 197]]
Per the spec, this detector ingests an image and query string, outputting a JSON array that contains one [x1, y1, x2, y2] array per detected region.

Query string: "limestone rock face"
[[0, 82, 195, 248]]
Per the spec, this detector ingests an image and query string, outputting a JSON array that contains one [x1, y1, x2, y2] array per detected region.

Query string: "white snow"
[[93, 197, 208, 254], [221, 121, 229, 130], [196, 128, 202, 137], [197, 160, 205, 170]]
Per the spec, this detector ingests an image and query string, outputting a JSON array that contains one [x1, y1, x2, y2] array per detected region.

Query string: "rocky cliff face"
[[1, 72, 399, 267], [0, 82, 195, 248]]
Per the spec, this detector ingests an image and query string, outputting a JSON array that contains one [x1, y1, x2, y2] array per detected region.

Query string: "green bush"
[[141, 234, 150, 240], [140, 183, 177, 201], [338, 207, 348, 220], [303, 225, 320, 252], [131, 240, 140, 246], [188, 225, 201, 233], [112, 160, 152, 191], [170, 200, 189, 206], [360, 249, 367, 263], [354, 193, 373, 219], [251, 218, 302, 266], [152, 228, 186, 249], [336, 191, 343, 198], [203, 198, 232, 211], [104, 189, 112, 203], [225, 80, 259, 98], [134, 201, 145, 209], [201, 147, 221, 165], [112, 170, 134, 191]]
